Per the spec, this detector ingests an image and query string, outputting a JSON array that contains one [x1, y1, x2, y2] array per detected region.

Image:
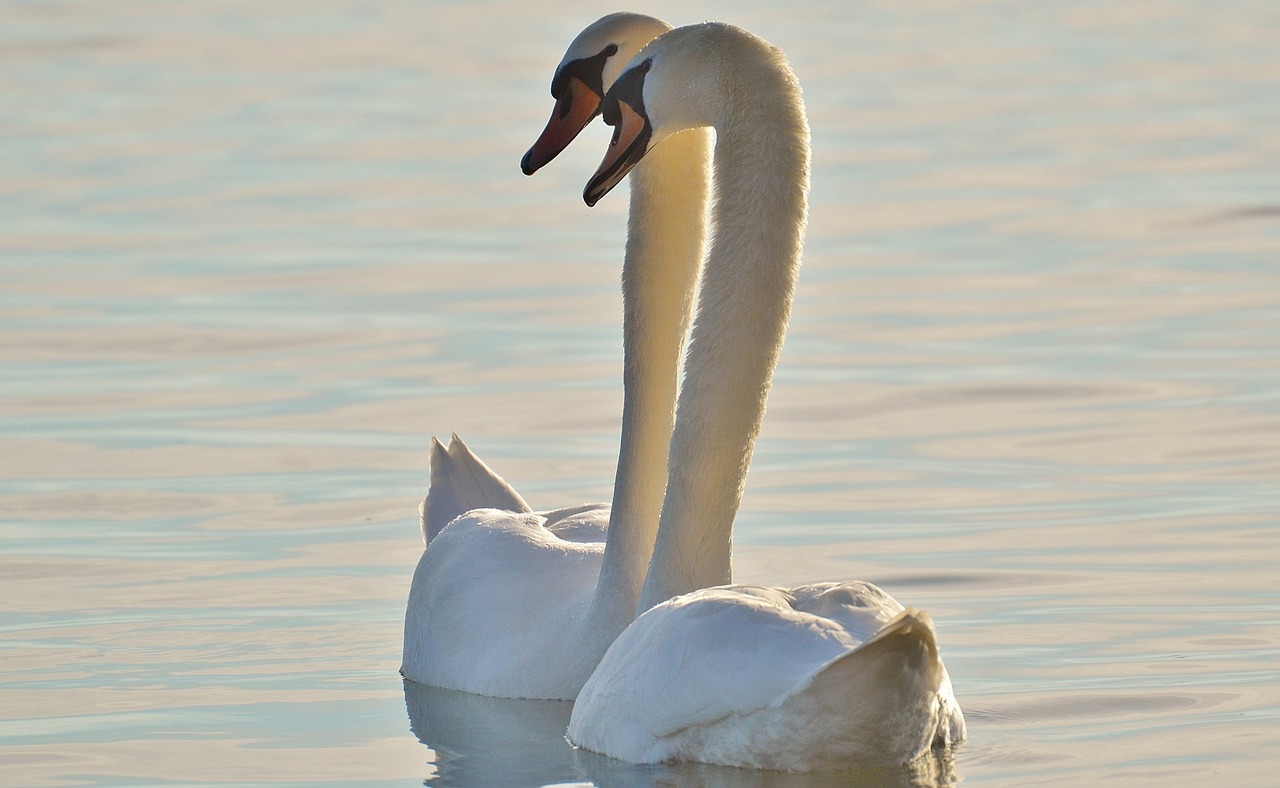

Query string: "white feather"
[[567, 23, 965, 769], [401, 14, 712, 700], [419, 434, 530, 544]]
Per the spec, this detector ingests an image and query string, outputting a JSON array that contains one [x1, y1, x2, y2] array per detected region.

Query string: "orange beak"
[[521, 77, 603, 175], [583, 98, 651, 206]]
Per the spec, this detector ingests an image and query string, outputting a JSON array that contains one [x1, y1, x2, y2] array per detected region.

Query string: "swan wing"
[[403, 507, 609, 698], [569, 585, 861, 755], [569, 584, 957, 766], [769, 608, 945, 763], [769, 594, 966, 762], [421, 434, 532, 543], [785, 580, 906, 641]]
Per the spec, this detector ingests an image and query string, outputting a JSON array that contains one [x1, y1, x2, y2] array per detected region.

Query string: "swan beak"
[[521, 76, 602, 175], [583, 98, 651, 206]]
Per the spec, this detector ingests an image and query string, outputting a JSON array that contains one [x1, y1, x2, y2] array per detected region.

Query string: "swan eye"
[[640, 59, 652, 72], [603, 43, 618, 58]]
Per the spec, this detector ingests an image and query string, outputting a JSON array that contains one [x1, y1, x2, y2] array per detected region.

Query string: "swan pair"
[[402, 14, 965, 770]]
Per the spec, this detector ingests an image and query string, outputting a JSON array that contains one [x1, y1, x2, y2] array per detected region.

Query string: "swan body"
[[404, 502, 614, 698], [570, 584, 965, 769], [401, 14, 711, 699], [566, 23, 966, 767]]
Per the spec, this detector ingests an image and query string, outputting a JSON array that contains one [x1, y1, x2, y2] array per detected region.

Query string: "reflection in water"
[[403, 680, 957, 787], [403, 680, 577, 786], [579, 749, 958, 788]]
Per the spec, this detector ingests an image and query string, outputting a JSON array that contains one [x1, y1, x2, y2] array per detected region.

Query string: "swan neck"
[[639, 57, 810, 613], [588, 128, 711, 629]]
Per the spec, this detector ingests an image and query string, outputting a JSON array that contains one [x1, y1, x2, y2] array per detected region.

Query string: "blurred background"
[[2, 1, 1278, 785]]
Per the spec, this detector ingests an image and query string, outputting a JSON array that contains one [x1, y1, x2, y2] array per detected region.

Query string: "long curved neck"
[[588, 128, 711, 631], [638, 56, 810, 613]]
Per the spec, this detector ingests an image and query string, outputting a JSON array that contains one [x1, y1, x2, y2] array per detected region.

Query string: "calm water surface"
[[3, 1, 1279, 785]]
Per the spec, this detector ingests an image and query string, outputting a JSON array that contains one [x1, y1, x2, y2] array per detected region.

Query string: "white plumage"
[[566, 22, 966, 768], [401, 14, 711, 700], [570, 583, 964, 768]]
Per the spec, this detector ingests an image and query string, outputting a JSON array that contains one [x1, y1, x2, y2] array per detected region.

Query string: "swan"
[[566, 23, 967, 768], [400, 13, 712, 699]]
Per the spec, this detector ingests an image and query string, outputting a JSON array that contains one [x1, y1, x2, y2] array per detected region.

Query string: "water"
[[2, 1, 1278, 785]]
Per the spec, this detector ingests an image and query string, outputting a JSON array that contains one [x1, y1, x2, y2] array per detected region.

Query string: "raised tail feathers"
[[779, 608, 951, 765], [420, 434, 532, 543], [797, 607, 941, 703]]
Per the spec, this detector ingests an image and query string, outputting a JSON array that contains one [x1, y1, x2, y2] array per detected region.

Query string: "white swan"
[[401, 13, 712, 699], [566, 23, 966, 768]]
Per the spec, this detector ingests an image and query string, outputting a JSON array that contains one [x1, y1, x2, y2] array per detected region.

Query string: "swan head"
[[584, 23, 758, 206], [521, 13, 672, 176]]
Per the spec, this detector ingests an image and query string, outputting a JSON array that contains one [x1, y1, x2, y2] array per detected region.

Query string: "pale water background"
[[3, 1, 1278, 785]]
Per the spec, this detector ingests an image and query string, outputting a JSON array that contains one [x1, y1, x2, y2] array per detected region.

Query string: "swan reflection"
[[404, 680, 578, 786], [404, 679, 958, 787]]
